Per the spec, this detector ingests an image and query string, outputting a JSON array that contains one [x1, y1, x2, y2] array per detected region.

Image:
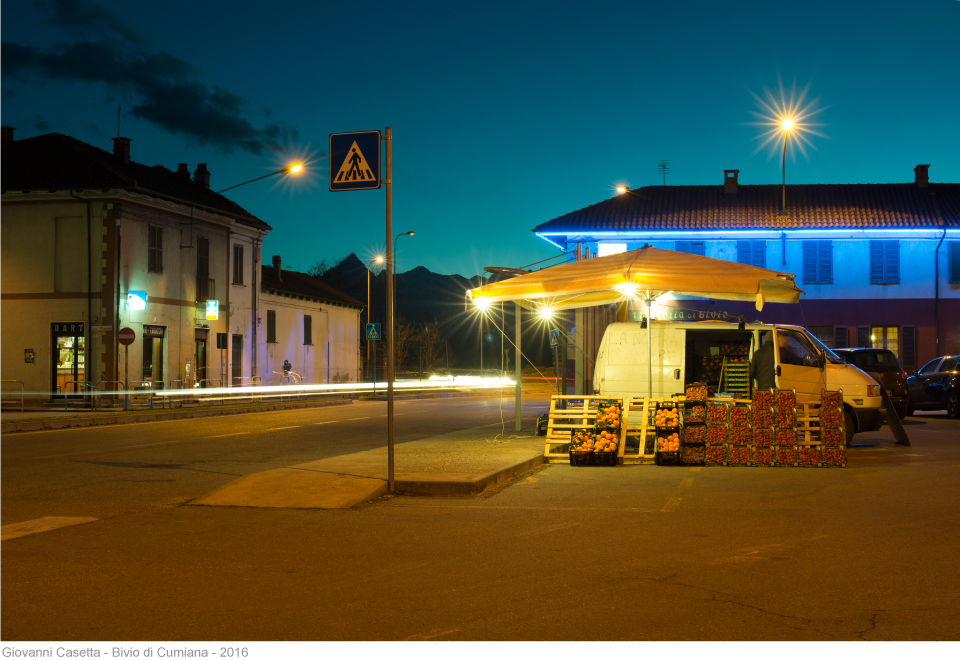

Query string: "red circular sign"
[[118, 327, 136, 346]]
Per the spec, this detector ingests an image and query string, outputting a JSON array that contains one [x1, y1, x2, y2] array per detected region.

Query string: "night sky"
[[4, 0, 958, 277]]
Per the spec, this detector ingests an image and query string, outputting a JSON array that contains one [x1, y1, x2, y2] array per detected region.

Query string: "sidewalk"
[[192, 424, 545, 509]]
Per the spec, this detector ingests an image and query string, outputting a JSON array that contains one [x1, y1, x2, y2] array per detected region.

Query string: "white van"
[[594, 321, 884, 442]]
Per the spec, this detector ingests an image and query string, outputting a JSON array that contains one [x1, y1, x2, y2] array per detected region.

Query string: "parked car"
[[833, 348, 910, 419], [906, 356, 960, 419]]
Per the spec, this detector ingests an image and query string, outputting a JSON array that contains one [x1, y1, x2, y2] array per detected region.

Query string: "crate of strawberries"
[[704, 444, 728, 466], [729, 425, 752, 445], [821, 427, 844, 447], [774, 445, 798, 466], [753, 389, 775, 409], [820, 407, 843, 430], [752, 428, 774, 448], [727, 445, 751, 466], [776, 428, 798, 447], [774, 388, 797, 409], [680, 445, 705, 465], [706, 402, 729, 426], [751, 446, 775, 466], [798, 446, 823, 467], [821, 390, 844, 410], [822, 447, 847, 467], [752, 408, 774, 428], [684, 402, 705, 424], [685, 382, 708, 401], [682, 425, 705, 444], [729, 405, 751, 427], [705, 424, 729, 445]]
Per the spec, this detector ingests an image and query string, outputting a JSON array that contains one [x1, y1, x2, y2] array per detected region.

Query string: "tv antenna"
[[657, 160, 671, 186], [115, 106, 129, 138]]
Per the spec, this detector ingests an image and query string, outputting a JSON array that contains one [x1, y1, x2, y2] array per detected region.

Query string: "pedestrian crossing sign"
[[366, 323, 381, 341], [329, 131, 381, 191]]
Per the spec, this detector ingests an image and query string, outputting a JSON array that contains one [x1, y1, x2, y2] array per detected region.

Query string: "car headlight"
[[867, 385, 880, 397]]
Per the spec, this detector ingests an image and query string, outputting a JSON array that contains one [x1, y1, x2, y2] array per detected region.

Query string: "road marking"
[[265, 426, 301, 431], [314, 421, 338, 425], [689, 467, 702, 472], [661, 497, 682, 512], [207, 432, 251, 438], [345, 417, 370, 421], [680, 478, 695, 488], [2, 516, 98, 541]]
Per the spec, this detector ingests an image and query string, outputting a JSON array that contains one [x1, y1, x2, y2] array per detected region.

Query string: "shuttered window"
[[267, 310, 276, 343], [806, 325, 834, 349], [869, 240, 900, 284], [148, 225, 163, 273], [232, 244, 244, 285], [676, 241, 705, 256], [833, 327, 849, 349], [737, 240, 766, 268], [949, 242, 960, 284], [304, 315, 312, 345], [856, 326, 870, 349], [802, 240, 832, 284], [901, 326, 916, 369]]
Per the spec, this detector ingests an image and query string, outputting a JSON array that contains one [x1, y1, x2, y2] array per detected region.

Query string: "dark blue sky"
[[4, 0, 958, 276]]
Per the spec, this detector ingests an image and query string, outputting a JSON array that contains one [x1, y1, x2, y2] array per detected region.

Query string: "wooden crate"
[[543, 395, 623, 463]]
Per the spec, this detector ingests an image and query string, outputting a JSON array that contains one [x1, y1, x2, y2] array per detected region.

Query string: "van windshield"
[[805, 332, 845, 364]]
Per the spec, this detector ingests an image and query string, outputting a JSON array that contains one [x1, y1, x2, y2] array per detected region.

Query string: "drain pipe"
[[934, 229, 947, 354]]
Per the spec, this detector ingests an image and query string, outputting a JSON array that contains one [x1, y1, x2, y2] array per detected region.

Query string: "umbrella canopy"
[[467, 246, 803, 311]]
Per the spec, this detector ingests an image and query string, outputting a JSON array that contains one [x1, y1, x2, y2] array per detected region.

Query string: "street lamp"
[[393, 231, 415, 373], [214, 162, 304, 194], [367, 255, 384, 366], [780, 119, 793, 214]]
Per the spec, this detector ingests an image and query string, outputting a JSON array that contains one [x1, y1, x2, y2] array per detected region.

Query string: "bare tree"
[[416, 320, 448, 375], [307, 254, 348, 280]]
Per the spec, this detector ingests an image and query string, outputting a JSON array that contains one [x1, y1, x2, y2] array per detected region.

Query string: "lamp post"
[[215, 162, 303, 194], [366, 255, 384, 370], [392, 231, 415, 374], [780, 119, 792, 214]]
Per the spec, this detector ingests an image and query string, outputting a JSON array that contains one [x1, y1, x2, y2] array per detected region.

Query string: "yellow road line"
[[2, 516, 98, 541], [689, 467, 702, 472], [207, 432, 251, 438], [680, 478, 695, 488], [661, 497, 682, 512], [265, 426, 301, 431]]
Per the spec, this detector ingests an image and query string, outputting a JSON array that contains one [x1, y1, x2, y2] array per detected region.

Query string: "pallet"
[[543, 395, 623, 463]]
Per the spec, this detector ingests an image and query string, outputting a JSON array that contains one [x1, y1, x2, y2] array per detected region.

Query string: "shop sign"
[[143, 325, 165, 338], [629, 304, 738, 322], [51, 322, 84, 335], [205, 300, 219, 320], [25, 349, 35, 364]]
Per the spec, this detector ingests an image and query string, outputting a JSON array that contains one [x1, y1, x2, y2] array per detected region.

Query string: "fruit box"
[[704, 445, 728, 466], [752, 428, 774, 448], [752, 408, 774, 428], [774, 446, 798, 466], [776, 428, 798, 447], [774, 389, 797, 409], [729, 425, 752, 445], [656, 450, 679, 466], [569, 450, 594, 466], [820, 407, 843, 429], [821, 390, 844, 410], [682, 425, 705, 444], [594, 449, 619, 466], [753, 389, 775, 409], [685, 382, 708, 401], [821, 428, 844, 447], [729, 406, 751, 427], [751, 446, 775, 466], [705, 425, 729, 446], [684, 403, 705, 424], [822, 447, 847, 467], [798, 446, 823, 467], [775, 408, 797, 428], [706, 403, 729, 426], [680, 445, 705, 465], [727, 445, 751, 466]]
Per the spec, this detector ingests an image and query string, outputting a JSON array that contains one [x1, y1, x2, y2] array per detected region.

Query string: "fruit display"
[[685, 382, 708, 401], [775, 388, 796, 409], [799, 446, 823, 466], [753, 390, 774, 408], [720, 342, 749, 357], [706, 403, 729, 426], [596, 404, 621, 429], [655, 406, 680, 428], [682, 425, 705, 444], [594, 430, 620, 452], [728, 446, 751, 465], [730, 406, 751, 427], [571, 430, 596, 450], [822, 447, 847, 467], [730, 426, 752, 445], [752, 408, 773, 428], [776, 428, 797, 447], [753, 428, 774, 448], [821, 391, 843, 409], [685, 404, 705, 423], [705, 425, 728, 445], [657, 432, 680, 452], [704, 445, 727, 465], [775, 446, 798, 466], [820, 408, 842, 429], [700, 355, 725, 383], [775, 408, 797, 429], [680, 445, 705, 464], [751, 446, 774, 466], [821, 428, 844, 447]]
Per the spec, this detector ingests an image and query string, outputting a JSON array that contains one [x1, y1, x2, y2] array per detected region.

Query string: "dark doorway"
[[231, 334, 243, 385]]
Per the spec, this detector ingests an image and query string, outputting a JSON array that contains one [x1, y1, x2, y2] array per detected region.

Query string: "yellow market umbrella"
[[467, 246, 804, 397]]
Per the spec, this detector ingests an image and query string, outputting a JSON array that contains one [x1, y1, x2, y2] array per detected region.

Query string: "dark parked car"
[[833, 348, 910, 419], [907, 356, 960, 419]]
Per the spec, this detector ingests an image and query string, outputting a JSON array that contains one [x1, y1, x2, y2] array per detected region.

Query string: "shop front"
[[142, 325, 166, 390], [52, 322, 85, 397]]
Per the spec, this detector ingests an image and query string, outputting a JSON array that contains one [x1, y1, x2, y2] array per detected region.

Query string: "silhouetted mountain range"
[[316, 253, 553, 369]]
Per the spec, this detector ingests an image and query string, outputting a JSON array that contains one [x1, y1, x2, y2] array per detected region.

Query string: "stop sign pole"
[[118, 327, 136, 410]]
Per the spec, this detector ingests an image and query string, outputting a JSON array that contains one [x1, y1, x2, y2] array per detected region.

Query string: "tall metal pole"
[[781, 131, 787, 214], [647, 296, 653, 399], [366, 266, 371, 369], [515, 302, 522, 431], [385, 127, 394, 492]]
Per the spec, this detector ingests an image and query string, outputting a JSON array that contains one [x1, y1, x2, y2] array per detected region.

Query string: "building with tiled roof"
[[1, 128, 360, 402], [534, 167, 960, 381]]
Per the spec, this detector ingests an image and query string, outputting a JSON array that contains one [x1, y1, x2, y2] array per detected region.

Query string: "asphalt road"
[[1, 394, 548, 523], [2, 406, 959, 641]]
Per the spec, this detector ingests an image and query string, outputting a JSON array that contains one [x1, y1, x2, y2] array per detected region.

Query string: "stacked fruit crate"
[[773, 389, 799, 466], [680, 383, 706, 465], [820, 390, 847, 467], [704, 401, 729, 466], [751, 389, 775, 466]]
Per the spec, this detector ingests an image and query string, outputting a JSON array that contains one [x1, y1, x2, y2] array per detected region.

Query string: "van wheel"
[[844, 410, 856, 447]]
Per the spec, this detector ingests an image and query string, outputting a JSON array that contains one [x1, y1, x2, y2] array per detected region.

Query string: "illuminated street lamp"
[[780, 119, 793, 214], [214, 162, 304, 194], [367, 255, 384, 367], [616, 185, 629, 195]]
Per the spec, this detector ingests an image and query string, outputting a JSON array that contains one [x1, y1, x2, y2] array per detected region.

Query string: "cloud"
[[20, 114, 52, 135], [38, 0, 145, 45], [3, 2, 298, 155]]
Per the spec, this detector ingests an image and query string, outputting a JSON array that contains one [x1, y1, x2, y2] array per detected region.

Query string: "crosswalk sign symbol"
[[329, 131, 382, 191], [550, 329, 560, 348], [366, 323, 381, 341]]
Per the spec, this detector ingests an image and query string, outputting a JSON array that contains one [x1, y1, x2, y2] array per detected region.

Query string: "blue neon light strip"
[[538, 228, 958, 238]]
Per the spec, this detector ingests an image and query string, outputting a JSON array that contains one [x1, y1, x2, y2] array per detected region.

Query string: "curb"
[[393, 453, 545, 497], [0, 399, 354, 434]]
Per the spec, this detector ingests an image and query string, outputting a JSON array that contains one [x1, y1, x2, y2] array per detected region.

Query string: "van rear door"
[[601, 324, 685, 398], [774, 326, 828, 403]]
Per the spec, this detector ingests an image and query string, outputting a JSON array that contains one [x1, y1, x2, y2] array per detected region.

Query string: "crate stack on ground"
[[751, 389, 775, 466], [568, 399, 622, 466], [680, 382, 707, 465], [727, 401, 752, 466], [704, 401, 729, 466], [820, 390, 847, 467], [654, 402, 681, 465], [773, 388, 799, 466]]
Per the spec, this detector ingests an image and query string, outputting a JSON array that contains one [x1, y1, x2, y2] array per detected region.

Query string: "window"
[[737, 240, 766, 268], [597, 243, 626, 257], [901, 326, 916, 369], [676, 241, 705, 255], [949, 242, 960, 284], [918, 358, 941, 376], [806, 325, 834, 349], [802, 240, 832, 284], [870, 325, 899, 360], [267, 310, 276, 343], [148, 225, 163, 273], [939, 358, 959, 372], [232, 244, 244, 285], [304, 315, 312, 345], [869, 240, 900, 284], [776, 329, 819, 367], [834, 327, 849, 349], [196, 237, 214, 302]]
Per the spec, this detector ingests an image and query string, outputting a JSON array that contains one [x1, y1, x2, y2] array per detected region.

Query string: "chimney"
[[723, 169, 739, 195], [914, 164, 930, 188], [194, 163, 210, 189], [1, 126, 13, 143], [112, 136, 131, 162], [176, 163, 191, 180], [272, 255, 282, 281]]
